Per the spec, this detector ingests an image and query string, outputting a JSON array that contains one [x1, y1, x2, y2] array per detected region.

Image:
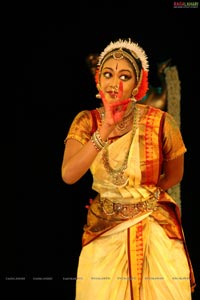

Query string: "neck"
[[123, 103, 135, 120]]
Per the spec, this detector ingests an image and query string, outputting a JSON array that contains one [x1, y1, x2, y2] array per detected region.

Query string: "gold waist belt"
[[100, 194, 159, 219]]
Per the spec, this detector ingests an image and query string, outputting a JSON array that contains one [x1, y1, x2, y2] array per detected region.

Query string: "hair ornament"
[[97, 38, 149, 71], [96, 38, 149, 101]]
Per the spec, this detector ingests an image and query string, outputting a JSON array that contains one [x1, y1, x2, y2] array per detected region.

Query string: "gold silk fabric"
[[65, 103, 188, 244], [65, 104, 195, 295]]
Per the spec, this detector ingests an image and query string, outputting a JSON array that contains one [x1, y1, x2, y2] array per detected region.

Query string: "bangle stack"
[[91, 129, 108, 151]]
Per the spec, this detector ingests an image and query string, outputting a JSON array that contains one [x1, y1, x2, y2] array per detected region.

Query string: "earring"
[[96, 93, 101, 99], [96, 83, 101, 99], [130, 88, 138, 102], [130, 96, 136, 102]]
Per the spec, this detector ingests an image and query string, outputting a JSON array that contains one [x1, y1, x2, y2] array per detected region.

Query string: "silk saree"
[[65, 104, 195, 300]]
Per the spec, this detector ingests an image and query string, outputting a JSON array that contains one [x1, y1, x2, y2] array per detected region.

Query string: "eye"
[[103, 72, 112, 79], [119, 74, 131, 81]]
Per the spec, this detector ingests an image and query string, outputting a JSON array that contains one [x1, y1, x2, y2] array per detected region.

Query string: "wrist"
[[100, 122, 114, 138], [91, 129, 108, 151]]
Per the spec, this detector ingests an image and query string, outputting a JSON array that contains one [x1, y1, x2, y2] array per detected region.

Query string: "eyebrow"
[[102, 66, 132, 73]]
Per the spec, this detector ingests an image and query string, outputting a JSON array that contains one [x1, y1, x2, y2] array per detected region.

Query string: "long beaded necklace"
[[102, 104, 140, 186]]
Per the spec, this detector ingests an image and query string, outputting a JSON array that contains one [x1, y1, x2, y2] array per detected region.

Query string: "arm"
[[61, 126, 111, 185], [157, 154, 184, 191], [62, 138, 98, 185], [61, 82, 131, 185], [61, 117, 117, 185]]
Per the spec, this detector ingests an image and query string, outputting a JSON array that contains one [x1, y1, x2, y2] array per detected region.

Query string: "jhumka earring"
[[130, 88, 138, 102], [96, 93, 101, 99], [95, 83, 101, 99]]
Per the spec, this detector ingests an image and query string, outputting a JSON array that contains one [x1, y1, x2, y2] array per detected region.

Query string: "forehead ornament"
[[98, 38, 148, 70], [104, 48, 141, 82]]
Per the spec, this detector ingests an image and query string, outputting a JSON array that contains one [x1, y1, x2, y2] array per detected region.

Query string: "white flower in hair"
[[98, 38, 149, 71]]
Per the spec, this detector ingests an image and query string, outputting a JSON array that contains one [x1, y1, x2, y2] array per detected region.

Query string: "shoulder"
[[73, 108, 102, 120], [73, 109, 92, 120], [69, 108, 101, 134], [137, 103, 165, 114], [70, 110, 94, 128], [137, 104, 166, 124], [137, 104, 179, 123], [65, 109, 96, 144], [162, 111, 180, 131]]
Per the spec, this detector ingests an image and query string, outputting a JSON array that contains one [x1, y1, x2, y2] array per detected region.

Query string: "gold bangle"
[[91, 129, 108, 151], [95, 129, 108, 147], [91, 134, 103, 151]]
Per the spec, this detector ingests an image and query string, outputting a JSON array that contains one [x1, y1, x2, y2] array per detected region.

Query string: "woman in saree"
[[61, 38, 195, 300]]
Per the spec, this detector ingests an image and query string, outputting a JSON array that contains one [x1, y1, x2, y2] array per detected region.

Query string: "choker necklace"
[[116, 106, 134, 131], [97, 104, 134, 132], [102, 105, 140, 186]]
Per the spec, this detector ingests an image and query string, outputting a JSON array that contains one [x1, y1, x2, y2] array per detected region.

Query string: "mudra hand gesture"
[[98, 81, 132, 127]]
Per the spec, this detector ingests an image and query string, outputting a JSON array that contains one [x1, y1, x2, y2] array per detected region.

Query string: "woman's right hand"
[[98, 81, 132, 127]]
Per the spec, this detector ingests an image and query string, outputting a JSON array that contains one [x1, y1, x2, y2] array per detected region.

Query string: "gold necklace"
[[116, 107, 134, 131], [102, 105, 140, 186]]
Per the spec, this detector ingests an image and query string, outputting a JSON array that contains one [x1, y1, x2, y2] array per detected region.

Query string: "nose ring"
[[112, 85, 119, 93]]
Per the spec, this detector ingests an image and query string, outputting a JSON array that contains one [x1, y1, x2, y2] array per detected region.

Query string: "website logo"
[[173, 1, 199, 8]]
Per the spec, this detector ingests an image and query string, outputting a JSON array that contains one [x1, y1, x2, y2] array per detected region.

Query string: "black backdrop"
[[11, 1, 200, 299]]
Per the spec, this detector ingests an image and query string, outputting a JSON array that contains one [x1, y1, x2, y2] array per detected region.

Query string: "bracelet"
[[91, 129, 108, 151]]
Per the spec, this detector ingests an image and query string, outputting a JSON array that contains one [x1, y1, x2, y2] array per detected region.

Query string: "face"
[[99, 57, 137, 103]]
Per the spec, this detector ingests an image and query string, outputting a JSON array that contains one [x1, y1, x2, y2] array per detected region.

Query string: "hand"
[[98, 81, 132, 126]]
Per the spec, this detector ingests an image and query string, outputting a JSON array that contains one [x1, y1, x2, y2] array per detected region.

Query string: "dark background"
[[8, 1, 200, 299]]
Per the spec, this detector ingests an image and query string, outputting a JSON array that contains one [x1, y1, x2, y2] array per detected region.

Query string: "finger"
[[121, 103, 129, 111], [117, 81, 123, 99], [110, 98, 131, 108]]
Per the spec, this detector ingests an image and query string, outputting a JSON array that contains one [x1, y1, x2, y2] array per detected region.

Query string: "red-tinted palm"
[[99, 81, 132, 126]]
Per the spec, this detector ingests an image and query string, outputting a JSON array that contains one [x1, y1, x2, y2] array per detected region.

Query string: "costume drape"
[[65, 104, 195, 300]]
